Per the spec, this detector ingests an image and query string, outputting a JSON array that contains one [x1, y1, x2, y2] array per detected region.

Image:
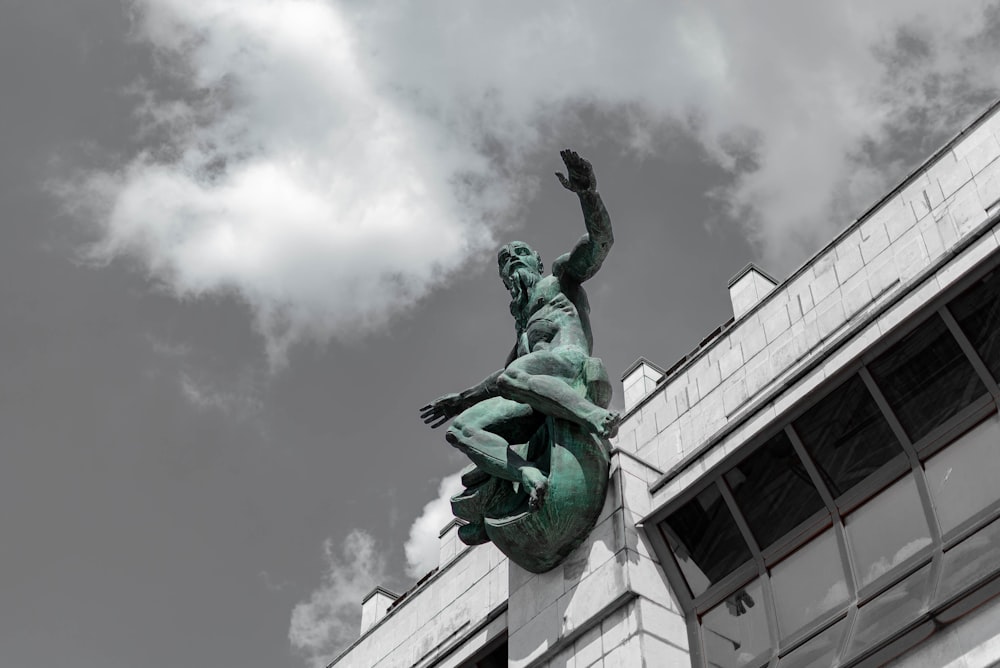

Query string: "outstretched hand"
[[555, 149, 596, 193], [419, 393, 466, 429]]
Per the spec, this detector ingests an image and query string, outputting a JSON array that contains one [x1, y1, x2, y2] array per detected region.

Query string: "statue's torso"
[[516, 275, 593, 357]]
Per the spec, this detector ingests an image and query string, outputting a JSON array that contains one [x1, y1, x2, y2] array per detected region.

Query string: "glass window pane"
[[868, 315, 986, 443], [925, 412, 1000, 535], [771, 530, 849, 640], [661, 484, 753, 597], [845, 475, 932, 588], [701, 579, 770, 668], [793, 375, 904, 497], [775, 618, 846, 668], [938, 516, 1000, 604], [726, 431, 827, 549], [847, 563, 932, 657], [948, 269, 1000, 381]]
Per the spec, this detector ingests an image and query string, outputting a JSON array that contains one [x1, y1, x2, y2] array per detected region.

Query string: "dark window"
[[464, 638, 506, 668], [792, 375, 904, 497], [725, 431, 826, 549], [948, 269, 1000, 381], [661, 485, 752, 596], [868, 315, 986, 443]]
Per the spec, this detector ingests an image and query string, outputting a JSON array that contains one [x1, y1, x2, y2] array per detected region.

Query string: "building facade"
[[332, 100, 1000, 667]]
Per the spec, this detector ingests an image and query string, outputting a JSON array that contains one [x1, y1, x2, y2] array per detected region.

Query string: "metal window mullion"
[[832, 516, 859, 604], [859, 366, 945, 605], [924, 547, 946, 615], [718, 478, 765, 572], [649, 525, 696, 615], [859, 366, 920, 466], [718, 479, 780, 662], [689, 611, 709, 668], [908, 463, 943, 544], [939, 305, 1000, 401], [785, 425, 838, 513], [857, 365, 948, 562], [834, 606, 859, 666]]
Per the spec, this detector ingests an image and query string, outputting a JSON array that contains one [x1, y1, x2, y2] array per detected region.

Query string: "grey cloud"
[[54, 0, 1000, 366], [289, 529, 391, 667]]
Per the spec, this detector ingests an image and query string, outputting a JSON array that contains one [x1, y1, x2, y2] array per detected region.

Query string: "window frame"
[[644, 249, 1000, 668]]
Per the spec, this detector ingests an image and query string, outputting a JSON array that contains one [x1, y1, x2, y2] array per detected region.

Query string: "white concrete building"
[[332, 100, 1000, 667]]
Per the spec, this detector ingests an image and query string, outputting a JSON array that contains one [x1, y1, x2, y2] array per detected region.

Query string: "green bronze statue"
[[420, 150, 618, 573]]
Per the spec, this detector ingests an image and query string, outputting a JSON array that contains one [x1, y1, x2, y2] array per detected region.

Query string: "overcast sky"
[[4, 2, 1000, 667]]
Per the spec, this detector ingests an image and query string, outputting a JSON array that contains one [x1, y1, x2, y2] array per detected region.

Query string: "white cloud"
[[404, 471, 464, 579], [57, 1, 1000, 360], [864, 536, 933, 585], [289, 529, 389, 668]]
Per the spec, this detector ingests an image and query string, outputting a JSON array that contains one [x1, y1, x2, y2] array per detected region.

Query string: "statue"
[[420, 150, 619, 573]]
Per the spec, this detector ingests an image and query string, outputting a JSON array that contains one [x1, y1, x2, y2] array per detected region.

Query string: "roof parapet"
[[360, 586, 399, 636], [728, 262, 778, 319]]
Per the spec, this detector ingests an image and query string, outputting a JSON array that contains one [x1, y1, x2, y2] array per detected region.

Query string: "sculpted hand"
[[555, 149, 596, 193], [419, 393, 466, 429]]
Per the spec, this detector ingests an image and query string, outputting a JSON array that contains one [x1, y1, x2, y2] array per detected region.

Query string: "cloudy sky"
[[4, 1, 1000, 667]]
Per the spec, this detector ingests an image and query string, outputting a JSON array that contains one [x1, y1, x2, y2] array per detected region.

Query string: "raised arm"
[[552, 149, 614, 284], [419, 344, 518, 428]]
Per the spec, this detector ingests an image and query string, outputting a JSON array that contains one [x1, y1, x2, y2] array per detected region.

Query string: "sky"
[[4, 1, 1000, 667]]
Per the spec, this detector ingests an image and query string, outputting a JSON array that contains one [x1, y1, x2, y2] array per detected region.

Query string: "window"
[[937, 517, 1000, 605], [775, 617, 846, 668], [701, 578, 770, 668], [846, 564, 932, 658], [725, 431, 827, 550], [924, 413, 1000, 536], [948, 269, 1000, 379], [770, 530, 848, 640], [867, 315, 985, 443], [844, 475, 931, 589], [792, 374, 903, 498], [661, 484, 752, 597], [462, 637, 507, 668], [656, 279, 1000, 668]]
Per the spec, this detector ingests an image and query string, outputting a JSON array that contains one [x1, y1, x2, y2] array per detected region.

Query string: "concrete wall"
[[506, 451, 689, 667], [332, 541, 507, 668], [610, 102, 1000, 512]]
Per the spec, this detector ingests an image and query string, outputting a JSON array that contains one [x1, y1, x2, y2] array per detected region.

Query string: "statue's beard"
[[508, 267, 539, 329]]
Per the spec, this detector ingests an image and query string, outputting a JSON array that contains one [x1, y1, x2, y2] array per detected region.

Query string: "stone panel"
[[955, 122, 1000, 174], [333, 542, 507, 668], [630, 104, 1000, 517]]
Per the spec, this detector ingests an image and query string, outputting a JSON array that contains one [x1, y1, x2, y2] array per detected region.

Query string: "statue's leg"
[[446, 397, 549, 510], [497, 349, 620, 438]]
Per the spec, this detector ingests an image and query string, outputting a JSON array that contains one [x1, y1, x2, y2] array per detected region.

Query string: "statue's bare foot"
[[521, 467, 549, 511], [585, 407, 620, 439]]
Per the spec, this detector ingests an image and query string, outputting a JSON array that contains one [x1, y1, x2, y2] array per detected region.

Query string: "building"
[[331, 100, 1000, 667]]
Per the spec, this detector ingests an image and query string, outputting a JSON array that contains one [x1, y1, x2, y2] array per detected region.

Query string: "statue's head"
[[497, 241, 543, 288], [498, 241, 543, 329]]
